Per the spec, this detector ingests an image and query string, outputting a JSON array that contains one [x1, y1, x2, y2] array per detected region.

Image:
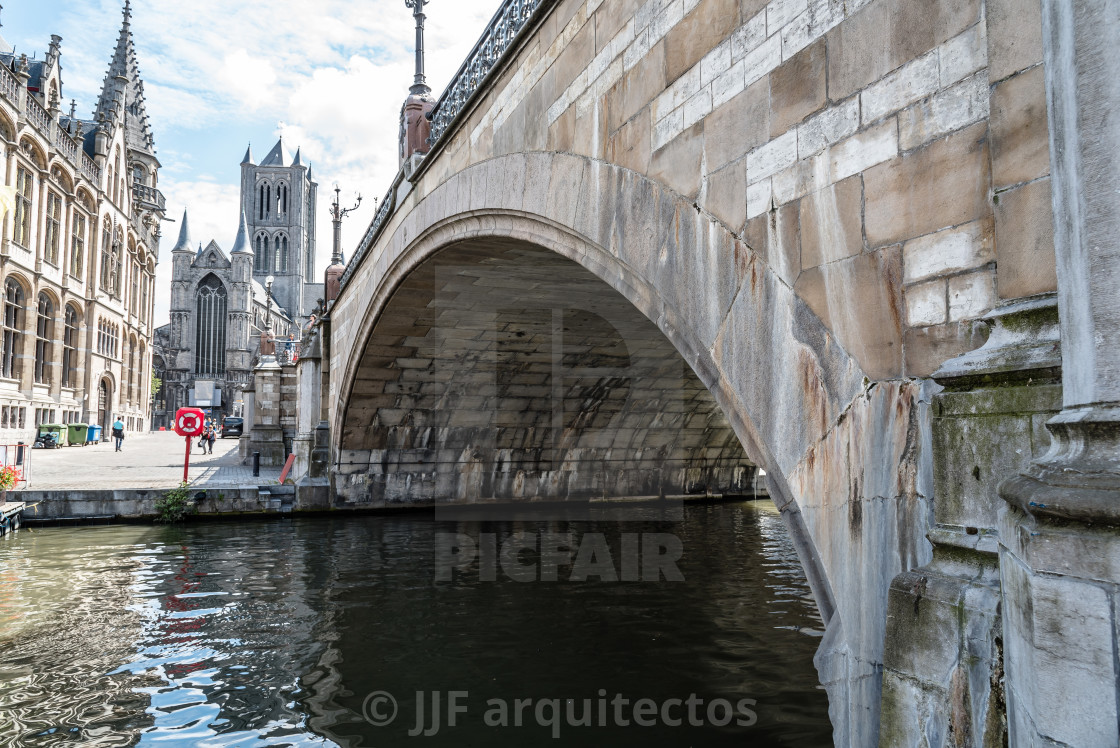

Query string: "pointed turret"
[[93, 0, 156, 154], [231, 210, 252, 254], [292, 147, 302, 166], [241, 143, 255, 166], [260, 137, 288, 167], [171, 209, 192, 253]]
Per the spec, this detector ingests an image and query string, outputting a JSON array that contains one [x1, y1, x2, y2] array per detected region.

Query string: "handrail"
[[0, 65, 18, 104], [81, 153, 101, 183], [54, 128, 78, 161], [133, 181, 166, 211], [25, 95, 50, 134], [427, 0, 546, 145], [339, 0, 551, 293], [338, 172, 402, 290]]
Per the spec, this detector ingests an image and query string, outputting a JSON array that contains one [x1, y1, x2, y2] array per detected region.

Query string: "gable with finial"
[[193, 240, 230, 269]]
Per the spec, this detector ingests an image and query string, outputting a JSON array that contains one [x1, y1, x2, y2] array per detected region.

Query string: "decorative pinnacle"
[[123, 0, 131, 27]]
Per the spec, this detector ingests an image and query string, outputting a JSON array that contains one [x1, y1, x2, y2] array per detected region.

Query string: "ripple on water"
[[0, 502, 830, 747]]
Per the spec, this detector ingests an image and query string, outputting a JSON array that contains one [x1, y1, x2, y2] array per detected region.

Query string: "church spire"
[[231, 210, 252, 255], [171, 209, 192, 253], [241, 142, 255, 166], [94, 0, 156, 153]]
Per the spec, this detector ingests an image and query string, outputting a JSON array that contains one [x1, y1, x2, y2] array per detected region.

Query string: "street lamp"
[[265, 274, 274, 331], [404, 0, 431, 96]]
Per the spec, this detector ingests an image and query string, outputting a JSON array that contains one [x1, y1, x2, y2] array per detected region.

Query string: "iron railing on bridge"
[[339, 0, 552, 291], [427, 0, 547, 144]]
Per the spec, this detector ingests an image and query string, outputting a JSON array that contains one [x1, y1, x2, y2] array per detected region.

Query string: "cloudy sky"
[[4, 0, 498, 326]]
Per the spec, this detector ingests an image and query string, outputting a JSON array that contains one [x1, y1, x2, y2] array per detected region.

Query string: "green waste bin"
[[38, 424, 67, 448], [67, 423, 89, 446]]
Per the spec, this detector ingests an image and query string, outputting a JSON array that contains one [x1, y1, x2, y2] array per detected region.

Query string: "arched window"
[[130, 261, 139, 315], [140, 267, 149, 321], [127, 339, 135, 405], [13, 166, 32, 247], [113, 149, 121, 204], [112, 230, 124, 296], [195, 275, 227, 377], [276, 183, 288, 216], [259, 182, 271, 220], [44, 191, 62, 265], [275, 233, 289, 273], [70, 210, 87, 278], [254, 232, 271, 273], [1, 280, 23, 379], [34, 293, 52, 384], [99, 219, 113, 293], [62, 305, 79, 388], [138, 343, 146, 404]]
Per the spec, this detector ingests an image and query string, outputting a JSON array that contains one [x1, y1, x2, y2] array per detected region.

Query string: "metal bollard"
[[253, 451, 261, 477]]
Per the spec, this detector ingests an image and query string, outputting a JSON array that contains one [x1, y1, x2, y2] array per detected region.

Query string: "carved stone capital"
[[1001, 405, 1120, 525]]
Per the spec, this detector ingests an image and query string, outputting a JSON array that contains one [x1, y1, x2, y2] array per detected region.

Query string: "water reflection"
[[0, 502, 830, 746]]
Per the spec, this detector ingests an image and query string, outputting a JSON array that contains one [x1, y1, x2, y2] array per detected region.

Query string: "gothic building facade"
[[0, 3, 163, 440], [154, 139, 320, 425]]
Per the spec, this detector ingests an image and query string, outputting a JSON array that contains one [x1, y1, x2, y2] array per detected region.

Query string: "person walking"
[[205, 424, 216, 455], [111, 417, 125, 452]]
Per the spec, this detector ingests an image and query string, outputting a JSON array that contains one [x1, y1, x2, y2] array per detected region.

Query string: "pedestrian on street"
[[206, 425, 216, 454], [111, 418, 125, 452]]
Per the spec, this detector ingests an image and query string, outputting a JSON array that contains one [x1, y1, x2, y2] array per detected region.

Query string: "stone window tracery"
[[34, 293, 52, 384], [1, 280, 23, 379], [195, 275, 227, 377]]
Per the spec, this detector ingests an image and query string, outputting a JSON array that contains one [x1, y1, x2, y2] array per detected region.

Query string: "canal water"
[[0, 501, 832, 746]]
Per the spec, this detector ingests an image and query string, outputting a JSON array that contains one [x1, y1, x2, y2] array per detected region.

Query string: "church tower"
[[239, 138, 319, 324]]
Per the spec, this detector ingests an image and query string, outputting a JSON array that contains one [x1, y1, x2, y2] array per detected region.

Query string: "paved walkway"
[[24, 431, 283, 490]]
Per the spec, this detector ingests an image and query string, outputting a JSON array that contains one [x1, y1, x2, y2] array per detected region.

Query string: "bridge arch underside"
[[337, 240, 758, 504]]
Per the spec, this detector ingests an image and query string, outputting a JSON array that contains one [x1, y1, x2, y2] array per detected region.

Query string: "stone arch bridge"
[[316, 0, 1120, 745]]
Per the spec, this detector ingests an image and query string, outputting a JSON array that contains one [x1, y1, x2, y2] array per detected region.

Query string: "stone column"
[[291, 333, 319, 480], [246, 355, 285, 467], [996, 2, 1120, 745], [293, 325, 329, 509], [238, 379, 255, 463]]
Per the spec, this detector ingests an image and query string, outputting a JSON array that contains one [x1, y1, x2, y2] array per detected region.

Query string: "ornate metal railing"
[[428, 0, 545, 145], [25, 95, 50, 133], [0, 65, 18, 104], [339, 177, 399, 289], [277, 339, 301, 365], [133, 181, 166, 211], [340, 0, 549, 293]]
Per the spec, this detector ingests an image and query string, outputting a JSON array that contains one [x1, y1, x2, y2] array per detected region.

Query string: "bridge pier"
[[881, 296, 1060, 746]]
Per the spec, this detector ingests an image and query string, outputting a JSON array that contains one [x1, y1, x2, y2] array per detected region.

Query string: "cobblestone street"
[[24, 431, 282, 490]]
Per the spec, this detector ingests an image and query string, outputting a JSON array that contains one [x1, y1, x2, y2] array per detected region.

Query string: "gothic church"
[[154, 139, 321, 422]]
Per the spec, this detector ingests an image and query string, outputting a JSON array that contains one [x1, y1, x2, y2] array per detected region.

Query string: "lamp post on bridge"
[[324, 185, 363, 304], [405, 0, 430, 96], [401, 0, 435, 165]]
